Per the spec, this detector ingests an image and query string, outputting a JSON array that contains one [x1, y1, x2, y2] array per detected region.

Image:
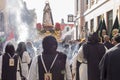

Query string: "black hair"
[[114, 33, 120, 43], [16, 42, 27, 59], [88, 32, 99, 44]]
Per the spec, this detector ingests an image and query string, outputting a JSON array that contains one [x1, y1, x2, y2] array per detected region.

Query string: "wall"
[[0, 0, 7, 36], [84, 0, 120, 32], [0, 0, 5, 10]]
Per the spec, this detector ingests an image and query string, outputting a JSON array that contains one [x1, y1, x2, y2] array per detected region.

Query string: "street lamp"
[[67, 14, 79, 40], [67, 14, 74, 22]]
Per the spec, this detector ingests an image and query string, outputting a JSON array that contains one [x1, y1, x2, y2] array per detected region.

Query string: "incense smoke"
[[6, 0, 37, 43]]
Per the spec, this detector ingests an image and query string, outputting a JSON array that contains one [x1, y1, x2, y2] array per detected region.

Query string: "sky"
[[23, 0, 74, 23]]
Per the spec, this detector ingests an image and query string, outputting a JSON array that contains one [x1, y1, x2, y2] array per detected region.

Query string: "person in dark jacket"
[[99, 33, 120, 80]]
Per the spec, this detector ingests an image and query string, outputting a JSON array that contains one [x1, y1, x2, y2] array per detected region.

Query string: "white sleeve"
[[28, 56, 39, 80], [104, 46, 108, 52], [0, 56, 2, 79], [65, 59, 72, 80], [77, 46, 85, 62], [71, 45, 84, 80], [24, 51, 31, 64], [71, 56, 77, 80]]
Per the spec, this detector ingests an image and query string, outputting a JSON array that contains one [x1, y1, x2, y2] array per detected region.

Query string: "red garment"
[[7, 32, 14, 41]]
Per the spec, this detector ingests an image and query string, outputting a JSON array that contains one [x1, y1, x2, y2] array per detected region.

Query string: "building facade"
[[0, 0, 7, 36], [75, 0, 120, 39]]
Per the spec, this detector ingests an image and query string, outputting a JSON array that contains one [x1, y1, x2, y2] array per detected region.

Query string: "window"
[[85, 22, 88, 38], [97, 15, 101, 28], [96, 0, 99, 3], [66, 27, 69, 31], [90, 19, 94, 32], [91, 0, 95, 6], [76, 0, 79, 12], [107, 10, 113, 35], [68, 14, 74, 22], [86, 0, 88, 10], [85, 22, 88, 30]]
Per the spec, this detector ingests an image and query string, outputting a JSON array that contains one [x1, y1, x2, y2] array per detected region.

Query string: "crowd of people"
[[71, 32, 120, 80], [0, 31, 120, 80]]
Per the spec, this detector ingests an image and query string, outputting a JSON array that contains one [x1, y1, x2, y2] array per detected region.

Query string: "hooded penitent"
[[82, 32, 106, 80], [38, 35, 67, 80], [2, 42, 18, 80], [88, 32, 99, 44]]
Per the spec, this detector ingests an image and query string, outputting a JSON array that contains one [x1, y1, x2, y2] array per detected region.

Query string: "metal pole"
[[74, 16, 80, 40], [76, 25, 78, 40], [74, 21, 78, 40], [73, 21, 75, 40]]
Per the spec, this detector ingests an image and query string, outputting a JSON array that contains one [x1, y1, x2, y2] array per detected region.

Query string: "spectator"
[[103, 35, 114, 49], [111, 33, 120, 46], [99, 33, 120, 80]]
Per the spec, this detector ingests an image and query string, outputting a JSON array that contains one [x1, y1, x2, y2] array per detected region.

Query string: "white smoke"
[[15, 9, 29, 43], [61, 27, 76, 41], [6, 0, 37, 43]]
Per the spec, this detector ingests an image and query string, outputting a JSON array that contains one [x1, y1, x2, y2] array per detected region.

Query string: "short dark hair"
[[88, 32, 99, 44], [114, 33, 120, 43]]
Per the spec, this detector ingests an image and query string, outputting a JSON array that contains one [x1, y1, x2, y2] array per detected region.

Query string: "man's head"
[[114, 33, 120, 43], [111, 33, 120, 45], [102, 29, 107, 37], [103, 35, 110, 42]]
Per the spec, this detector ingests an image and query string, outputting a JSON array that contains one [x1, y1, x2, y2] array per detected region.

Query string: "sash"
[[0, 55, 3, 79], [38, 52, 67, 80]]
